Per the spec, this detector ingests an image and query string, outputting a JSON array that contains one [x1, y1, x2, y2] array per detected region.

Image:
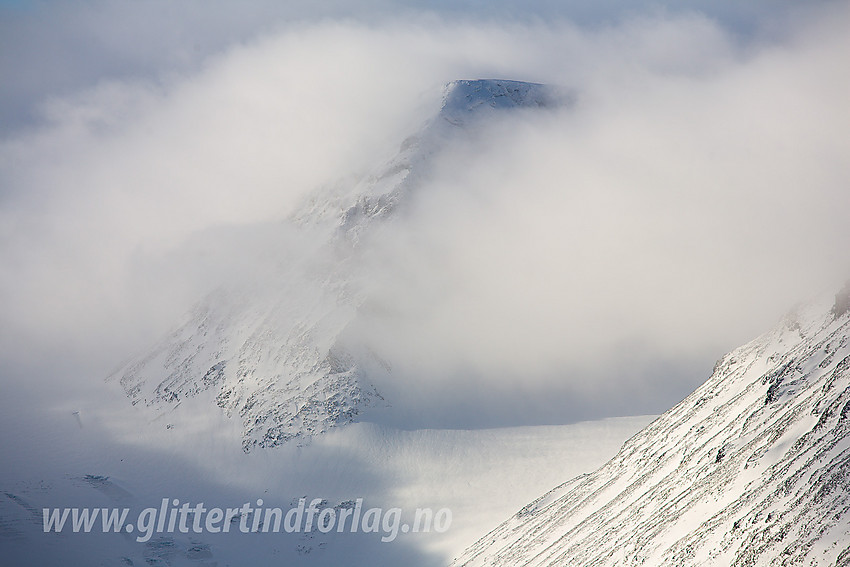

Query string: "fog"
[[1, 0, 848, 426]]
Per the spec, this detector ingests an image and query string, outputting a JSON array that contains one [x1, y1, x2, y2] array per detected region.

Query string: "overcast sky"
[[1, 0, 848, 426]]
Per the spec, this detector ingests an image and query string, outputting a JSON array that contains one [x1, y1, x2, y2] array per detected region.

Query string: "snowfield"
[[0, 382, 652, 566]]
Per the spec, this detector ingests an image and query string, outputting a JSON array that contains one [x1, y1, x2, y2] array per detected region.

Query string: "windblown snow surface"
[[453, 284, 850, 567]]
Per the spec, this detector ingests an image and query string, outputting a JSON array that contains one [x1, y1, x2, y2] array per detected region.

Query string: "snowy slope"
[[453, 284, 850, 566], [109, 79, 569, 451]]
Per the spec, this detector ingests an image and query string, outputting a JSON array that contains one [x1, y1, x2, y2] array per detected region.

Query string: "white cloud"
[[1, 2, 847, 424], [350, 7, 850, 423]]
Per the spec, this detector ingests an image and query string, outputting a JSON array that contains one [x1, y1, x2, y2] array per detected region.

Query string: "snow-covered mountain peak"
[[292, 79, 570, 238], [109, 79, 569, 451]]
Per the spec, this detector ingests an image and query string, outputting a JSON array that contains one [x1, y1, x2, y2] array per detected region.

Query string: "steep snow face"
[[110, 79, 569, 451], [453, 286, 850, 567]]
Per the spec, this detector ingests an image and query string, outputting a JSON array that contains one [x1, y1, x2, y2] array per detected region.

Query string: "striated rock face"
[[832, 280, 850, 319], [453, 290, 850, 567], [110, 79, 570, 451]]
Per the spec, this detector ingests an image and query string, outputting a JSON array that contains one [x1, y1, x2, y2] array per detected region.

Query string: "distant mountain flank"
[[109, 79, 571, 451], [453, 285, 850, 567]]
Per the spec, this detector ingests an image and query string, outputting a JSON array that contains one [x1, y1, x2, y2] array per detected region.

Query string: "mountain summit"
[[453, 287, 850, 566], [109, 79, 569, 451], [439, 79, 563, 126], [293, 78, 568, 240]]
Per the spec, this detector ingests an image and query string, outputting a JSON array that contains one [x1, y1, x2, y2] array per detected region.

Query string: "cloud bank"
[[1, 1, 848, 426]]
